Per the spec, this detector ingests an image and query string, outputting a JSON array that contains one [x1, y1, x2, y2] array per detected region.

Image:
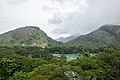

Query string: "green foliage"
[[0, 26, 62, 48], [0, 47, 48, 79], [12, 46, 53, 60], [29, 63, 70, 80], [97, 51, 120, 80], [9, 71, 28, 80], [20, 58, 48, 72], [0, 58, 16, 80], [0, 46, 120, 80], [29, 75, 48, 80], [69, 57, 106, 79], [65, 25, 120, 47]]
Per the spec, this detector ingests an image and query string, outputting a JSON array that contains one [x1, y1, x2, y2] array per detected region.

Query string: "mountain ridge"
[[0, 26, 62, 48], [66, 24, 120, 47], [56, 35, 79, 43], [0, 24, 120, 48]]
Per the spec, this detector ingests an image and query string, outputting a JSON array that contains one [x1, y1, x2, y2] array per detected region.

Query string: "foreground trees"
[[0, 46, 120, 80], [0, 48, 48, 80], [0, 58, 16, 80]]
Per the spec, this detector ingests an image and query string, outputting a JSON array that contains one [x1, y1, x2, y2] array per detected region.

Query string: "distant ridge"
[[56, 35, 79, 43], [66, 24, 120, 46]]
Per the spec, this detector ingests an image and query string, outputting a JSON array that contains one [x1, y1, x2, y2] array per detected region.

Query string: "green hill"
[[66, 24, 120, 47], [0, 26, 62, 48]]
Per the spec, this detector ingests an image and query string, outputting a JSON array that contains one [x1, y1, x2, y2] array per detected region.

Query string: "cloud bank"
[[0, 0, 120, 39], [50, 0, 120, 36], [6, 0, 29, 5]]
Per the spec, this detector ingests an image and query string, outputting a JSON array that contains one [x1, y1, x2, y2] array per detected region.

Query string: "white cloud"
[[52, 0, 120, 36], [0, 0, 120, 39], [6, 0, 29, 5], [48, 17, 62, 24], [45, 0, 87, 18]]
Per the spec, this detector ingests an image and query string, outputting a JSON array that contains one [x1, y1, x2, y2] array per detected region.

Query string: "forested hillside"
[[0, 25, 120, 80], [0, 26, 62, 48], [0, 46, 120, 80], [66, 24, 120, 47]]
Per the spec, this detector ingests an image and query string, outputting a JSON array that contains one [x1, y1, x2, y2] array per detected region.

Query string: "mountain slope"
[[66, 24, 120, 46], [0, 26, 62, 48]]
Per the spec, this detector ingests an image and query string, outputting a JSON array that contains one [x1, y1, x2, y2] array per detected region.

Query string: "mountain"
[[56, 35, 79, 43], [66, 24, 120, 46], [0, 26, 62, 48]]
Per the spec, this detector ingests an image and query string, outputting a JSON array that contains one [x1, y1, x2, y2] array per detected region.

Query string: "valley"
[[0, 24, 120, 80]]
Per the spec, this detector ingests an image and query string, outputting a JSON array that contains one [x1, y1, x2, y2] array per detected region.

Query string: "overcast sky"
[[0, 0, 120, 39]]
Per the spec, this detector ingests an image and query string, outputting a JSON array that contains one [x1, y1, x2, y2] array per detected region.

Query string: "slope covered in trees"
[[66, 24, 120, 47], [0, 25, 120, 80], [0, 46, 120, 80], [0, 26, 62, 48]]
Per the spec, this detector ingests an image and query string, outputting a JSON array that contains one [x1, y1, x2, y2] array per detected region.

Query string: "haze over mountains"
[[56, 35, 79, 43], [0, 24, 120, 47]]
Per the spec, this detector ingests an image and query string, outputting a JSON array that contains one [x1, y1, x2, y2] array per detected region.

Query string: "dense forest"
[[0, 45, 120, 80]]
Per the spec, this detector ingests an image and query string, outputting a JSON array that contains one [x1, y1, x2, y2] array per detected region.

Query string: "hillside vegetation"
[[0, 46, 120, 80], [0, 24, 120, 80], [0, 26, 62, 48], [66, 24, 120, 47]]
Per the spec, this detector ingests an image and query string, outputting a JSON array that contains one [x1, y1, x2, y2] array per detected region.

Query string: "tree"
[[0, 58, 16, 80], [29, 63, 70, 80], [9, 71, 28, 80]]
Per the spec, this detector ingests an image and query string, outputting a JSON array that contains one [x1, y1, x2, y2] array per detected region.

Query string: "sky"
[[0, 0, 120, 39]]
